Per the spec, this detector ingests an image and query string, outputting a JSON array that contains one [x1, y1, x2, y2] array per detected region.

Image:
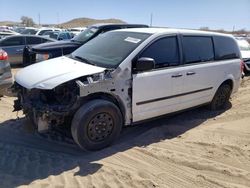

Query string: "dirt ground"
[[0, 68, 250, 188]]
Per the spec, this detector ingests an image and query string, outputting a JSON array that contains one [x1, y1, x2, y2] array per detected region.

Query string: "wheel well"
[[81, 92, 126, 123], [221, 79, 233, 90]]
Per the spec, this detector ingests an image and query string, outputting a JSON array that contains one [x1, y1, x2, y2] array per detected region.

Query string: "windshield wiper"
[[73, 55, 96, 66]]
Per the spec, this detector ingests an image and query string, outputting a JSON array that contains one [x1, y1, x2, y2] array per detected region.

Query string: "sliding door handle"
[[186, 71, 196, 76]]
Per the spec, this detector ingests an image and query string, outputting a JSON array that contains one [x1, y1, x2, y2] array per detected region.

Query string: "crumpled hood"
[[32, 40, 81, 53], [15, 56, 106, 90]]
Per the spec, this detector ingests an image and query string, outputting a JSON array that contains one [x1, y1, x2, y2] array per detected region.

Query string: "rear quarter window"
[[213, 36, 240, 60]]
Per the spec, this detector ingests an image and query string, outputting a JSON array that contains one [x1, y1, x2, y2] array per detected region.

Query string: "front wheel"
[[209, 83, 232, 110], [71, 99, 123, 151]]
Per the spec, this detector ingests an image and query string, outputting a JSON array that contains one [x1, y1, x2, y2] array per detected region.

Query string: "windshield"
[[72, 26, 98, 43], [71, 31, 151, 68]]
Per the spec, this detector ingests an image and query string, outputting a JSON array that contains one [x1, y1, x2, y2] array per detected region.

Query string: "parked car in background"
[[14, 28, 241, 151], [35, 28, 61, 36], [0, 35, 56, 65], [0, 29, 19, 39], [42, 31, 73, 40], [21, 27, 61, 36], [236, 38, 250, 72], [24, 23, 149, 64], [13, 27, 26, 34], [67, 27, 86, 36], [0, 49, 12, 96], [21, 27, 38, 35]]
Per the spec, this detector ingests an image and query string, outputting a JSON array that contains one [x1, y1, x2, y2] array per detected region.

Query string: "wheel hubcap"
[[87, 113, 114, 142]]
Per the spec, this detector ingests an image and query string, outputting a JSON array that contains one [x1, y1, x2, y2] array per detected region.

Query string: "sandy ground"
[[0, 68, 250, 188]]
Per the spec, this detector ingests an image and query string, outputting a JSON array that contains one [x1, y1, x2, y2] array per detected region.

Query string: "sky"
[[1, 0, 250, 31]]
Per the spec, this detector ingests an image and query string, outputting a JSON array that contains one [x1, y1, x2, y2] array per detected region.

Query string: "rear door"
[[179, 36, 219, 109], [132, 35, 184, 122], [0, 36, 25, 64]]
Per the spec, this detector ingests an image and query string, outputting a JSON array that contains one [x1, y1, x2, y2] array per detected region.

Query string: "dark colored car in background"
[[0, 49, 12, 96], [24, 23, 148, 64], [0, 35, 56, 65]]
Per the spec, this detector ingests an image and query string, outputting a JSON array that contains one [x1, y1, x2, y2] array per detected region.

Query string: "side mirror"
[[135, 57, 155, 72]]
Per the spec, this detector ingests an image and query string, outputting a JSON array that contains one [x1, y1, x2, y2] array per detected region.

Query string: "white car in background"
[[67, 27, 86, 36], [35, 28, 62, 36], [21, 27, 62, 36], [236, 38, 250, 72]]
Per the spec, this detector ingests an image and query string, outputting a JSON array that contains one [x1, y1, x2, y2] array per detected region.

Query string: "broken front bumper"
[[13, 82, 81, 132]]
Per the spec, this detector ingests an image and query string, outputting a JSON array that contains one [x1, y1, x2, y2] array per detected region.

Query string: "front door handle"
[[171, 73, 183, 78], [186, 71, 196, 76]]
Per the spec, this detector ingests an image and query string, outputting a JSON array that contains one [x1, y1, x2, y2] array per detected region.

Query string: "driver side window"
[[139, 36, 180, 68]]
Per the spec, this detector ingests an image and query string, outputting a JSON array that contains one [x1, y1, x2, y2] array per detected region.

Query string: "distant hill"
[[58, 17, 126, 28], [0, 17, 126, 28], [0, 21, 20, 26]]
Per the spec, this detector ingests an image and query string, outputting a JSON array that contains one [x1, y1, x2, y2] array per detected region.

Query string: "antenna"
[[150, 13, 153, 26], [38, 13, 40, 26]]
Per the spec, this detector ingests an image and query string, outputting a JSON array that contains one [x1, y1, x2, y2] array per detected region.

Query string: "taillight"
[[0, 49, 8, 61]]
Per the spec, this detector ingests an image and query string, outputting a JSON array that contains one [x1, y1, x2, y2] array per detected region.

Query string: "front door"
[[132, 36, 184, 122]]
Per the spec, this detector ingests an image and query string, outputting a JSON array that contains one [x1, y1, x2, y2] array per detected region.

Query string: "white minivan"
[[13, 28, 242, 150]]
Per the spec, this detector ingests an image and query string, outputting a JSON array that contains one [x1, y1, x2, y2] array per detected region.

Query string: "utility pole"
[[150, 13, 153, 27], [57, 13, 60, 28]]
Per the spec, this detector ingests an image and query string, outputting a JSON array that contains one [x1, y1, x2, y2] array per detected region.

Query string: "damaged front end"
[[13, 80, 81, 132], [13, 67, 132, 133]]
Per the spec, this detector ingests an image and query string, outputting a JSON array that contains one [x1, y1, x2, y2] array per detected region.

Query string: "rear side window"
[[0, 36, 25, 46], [26, 37, 42, 45], [214, 36, 240, 60], [139, 36, 180, 68], [183, 36, 214, 64]]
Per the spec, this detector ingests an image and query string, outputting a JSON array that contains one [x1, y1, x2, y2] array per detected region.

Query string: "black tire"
[[71, 99, 123, 151], [209, 83, 232, 110]]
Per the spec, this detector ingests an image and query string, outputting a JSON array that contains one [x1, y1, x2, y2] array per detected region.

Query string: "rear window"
[[183, 36, 214, 64], [214, 36, 240, 60]]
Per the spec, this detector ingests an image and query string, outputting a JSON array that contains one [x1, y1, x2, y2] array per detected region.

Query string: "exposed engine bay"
[[13, 80, 81, 132]]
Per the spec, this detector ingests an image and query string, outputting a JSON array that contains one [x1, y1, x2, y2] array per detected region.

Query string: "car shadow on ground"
[[0, 104, 231, 187]]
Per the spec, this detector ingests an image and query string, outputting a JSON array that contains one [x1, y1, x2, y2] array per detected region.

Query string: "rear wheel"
[[71, 99, 123, 151], [209, 83, 232, 110]]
